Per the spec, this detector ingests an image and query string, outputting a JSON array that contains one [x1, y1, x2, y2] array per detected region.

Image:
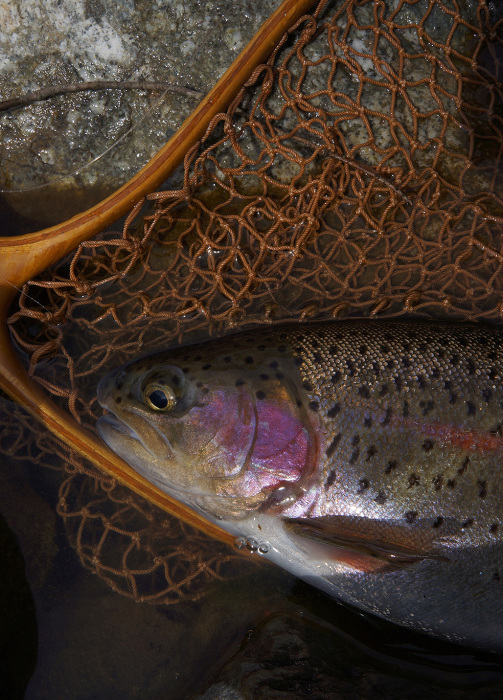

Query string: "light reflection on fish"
[[97, 320, 503, 653]]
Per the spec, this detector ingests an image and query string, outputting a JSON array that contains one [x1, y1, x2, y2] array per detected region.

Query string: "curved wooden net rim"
[[0, 0, 318, 546]]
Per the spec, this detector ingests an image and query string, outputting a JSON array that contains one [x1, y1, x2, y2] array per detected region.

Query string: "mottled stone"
[[0, 0, 282, 231]]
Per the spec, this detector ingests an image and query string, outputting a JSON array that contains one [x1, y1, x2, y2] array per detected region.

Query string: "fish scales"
[[96, 320, 503, 652], [288, 321, 503, 539]]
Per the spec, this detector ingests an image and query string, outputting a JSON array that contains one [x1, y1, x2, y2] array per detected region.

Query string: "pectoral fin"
[[284, 516, 452, 572]]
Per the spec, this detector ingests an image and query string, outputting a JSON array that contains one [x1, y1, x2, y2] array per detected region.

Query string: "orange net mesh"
[[4, 0, 503, 603]]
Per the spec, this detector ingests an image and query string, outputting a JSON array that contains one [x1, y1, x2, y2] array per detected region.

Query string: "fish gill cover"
[[3, 0, 503, 606]]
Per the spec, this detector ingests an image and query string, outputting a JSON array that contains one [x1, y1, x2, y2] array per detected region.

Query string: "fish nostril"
[[115, 371, 126, 390]]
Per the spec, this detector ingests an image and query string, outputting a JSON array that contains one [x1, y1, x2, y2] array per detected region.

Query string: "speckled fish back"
[[286, 320, 503, 541]]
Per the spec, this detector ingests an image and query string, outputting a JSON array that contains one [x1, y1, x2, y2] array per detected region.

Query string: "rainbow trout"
[[97, 320, 503, 652]]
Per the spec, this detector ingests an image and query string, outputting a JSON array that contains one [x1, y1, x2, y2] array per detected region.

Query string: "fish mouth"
[[97, 412, 141, 443]]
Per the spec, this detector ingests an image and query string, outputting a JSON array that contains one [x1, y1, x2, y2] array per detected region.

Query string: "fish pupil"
[[149, 390, 168, 409]]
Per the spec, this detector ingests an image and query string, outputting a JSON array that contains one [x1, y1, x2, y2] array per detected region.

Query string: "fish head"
[[96, 341, 321, 520]]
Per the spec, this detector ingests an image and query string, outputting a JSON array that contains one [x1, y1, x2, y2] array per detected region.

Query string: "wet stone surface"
[[0, 0, 281, 230]]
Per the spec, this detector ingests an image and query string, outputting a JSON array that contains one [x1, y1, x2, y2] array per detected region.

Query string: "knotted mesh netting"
[[4, 0, 503, 603]]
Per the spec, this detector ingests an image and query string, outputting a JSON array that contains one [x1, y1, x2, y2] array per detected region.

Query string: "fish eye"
[[143, 383, 176, 412]]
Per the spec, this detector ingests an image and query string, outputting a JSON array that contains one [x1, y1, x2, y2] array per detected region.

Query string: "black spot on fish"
[[364, 415, 372, 428], [491, 423, 503, 436], [313, 352, 322, 363], [359, 345, 368, 355], [408, 473, 420, 488], [235, 379, 245, 387], [347, 359, 356, 376], [386, 359, 395, 370], [381, 344, 390, 353], [482, 388, 492, 403], [294, 357, 303, 366], [382, 408, 392, 426], [491, 522, 499, 533], [245, 356, 254, 364], [402, 342, 411, 352], [202, 387, 209, 395], [375, 490, 387, 504], [420, 399, 435, 416], [357, 478, 369, 493], [325, 470, 336, 489], [196, 381, 203, 388], [311, 339, 319, 348], [458, 457, 470, 475], [358, 386, 370, 399], [403, 400, 409, 417], [433, 516, 444, 528], [478, 335, 489, 346], [296, 399, 302, 408], [394, 376, 403, 392], [416, 375, 426, 389], [256, 391, 265, 400], [462, 518, 474, 529], [450, 354, 460, 366], [115, 396, 122, 404], [327, 403, 341, 418], [224, 356, 232, 363], [431, 368, 440, 379], [194, 356, 202, 362], [489, 367, 497, 381], [328, 345, 338, 354], [260, 374, 269, 381], [352, 434, 360, 446], [447, 479, 456, 489], [433, 474, 443, 491], [467, 359, 476, 375], [349, 448, 360, 465], [309, 400, 319, 411], [449, 393, 457, 405], [302, 380, 313, 391], [372, 361, 381, 376], [467, 401, 476, 416], [379, 384, 389, 397], [493, 571, 500, 581], [444, 380, 451, 390], [331, 371, 341, 384], [437, 348, 445, 360], [405, 511, 417, 524], [326, 433, 342, 457], [401, 356, 410, 368], [202, 364, 211, 370], [478, 480, 487, 498], [459, 337, 468, 348], [422, 439, 434, 451], [127, 392, 133, 400], [365, 445, 377, 460], [275, 372, 284, 380], [384, 460, 397, 474], [269, 361, 279, 369]]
